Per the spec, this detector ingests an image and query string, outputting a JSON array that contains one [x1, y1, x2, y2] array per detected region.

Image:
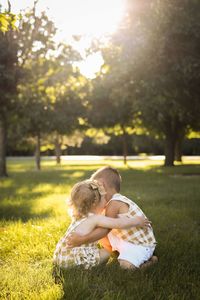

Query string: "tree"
[[107, 0, 200, 166], [43, 43, 87, 165], [0, 7, 18, 176], [89, 59, 138, 165], [18, 58, 54, 170], [138, 0, 200, 165], [0, 2, 57, 174]]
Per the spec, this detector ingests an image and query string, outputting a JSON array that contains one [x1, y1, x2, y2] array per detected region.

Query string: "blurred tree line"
[[0, 0, 200, 176]]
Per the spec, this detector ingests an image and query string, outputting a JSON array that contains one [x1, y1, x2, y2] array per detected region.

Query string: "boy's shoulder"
[[109, 193, 143, 214], [111, 193, 124, 200], [106, 194, 133, 212], [110, 193, 134, 204], [106, 193, 126, 207]]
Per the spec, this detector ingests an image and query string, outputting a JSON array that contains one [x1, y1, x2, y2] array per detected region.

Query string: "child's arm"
[[66, 201, 150, 247], [66, 200, 121, 247], [66, 228, 110, 248], [94, 215, 150, 229]]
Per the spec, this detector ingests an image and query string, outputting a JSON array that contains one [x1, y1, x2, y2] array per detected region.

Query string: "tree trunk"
[[122, 127, 128, 165], [175, 137, 182, 162], [164, 134, 176, 166], [175, 130, 185, 162], [55, 134, 61, 165], [35, 133, 41, 170], [0, 118, 7, 177]]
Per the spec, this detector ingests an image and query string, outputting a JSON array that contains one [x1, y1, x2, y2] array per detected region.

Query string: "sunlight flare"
[[1, 0, 125, 77]]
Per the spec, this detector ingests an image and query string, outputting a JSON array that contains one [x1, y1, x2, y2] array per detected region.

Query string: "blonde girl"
[[53, 179, 150, 272]]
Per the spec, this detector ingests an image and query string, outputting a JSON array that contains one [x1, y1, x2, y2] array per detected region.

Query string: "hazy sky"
[[1, 0, 125, 77], [1, 0, 125, 38]]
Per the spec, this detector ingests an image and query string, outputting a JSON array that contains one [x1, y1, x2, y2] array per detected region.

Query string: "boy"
[[67, 166, 157, 269]]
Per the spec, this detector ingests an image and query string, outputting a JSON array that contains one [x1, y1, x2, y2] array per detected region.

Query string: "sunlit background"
[[1, 0, 126, 78]]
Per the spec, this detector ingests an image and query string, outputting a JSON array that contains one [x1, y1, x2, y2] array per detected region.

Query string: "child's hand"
[[65, 232, 84, 248], [134, 216, 152, 228]]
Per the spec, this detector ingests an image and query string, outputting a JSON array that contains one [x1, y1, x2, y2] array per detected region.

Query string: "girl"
[[53, 179, 150, 272]]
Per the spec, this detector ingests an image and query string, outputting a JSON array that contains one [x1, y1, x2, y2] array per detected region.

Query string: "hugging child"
[[53, 179, 150, 273], [67, 166, 157, 269]]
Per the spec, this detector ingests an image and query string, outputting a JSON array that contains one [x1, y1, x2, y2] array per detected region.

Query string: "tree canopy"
[[0, 0, 200, 176]]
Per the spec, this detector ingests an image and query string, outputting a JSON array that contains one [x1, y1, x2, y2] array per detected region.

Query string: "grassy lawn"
[[0, 157, 200, 300]]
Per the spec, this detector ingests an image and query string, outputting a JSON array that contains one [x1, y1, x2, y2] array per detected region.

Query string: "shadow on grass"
[[0, 205, 54, 222], [1, 163, 200, 222], [0, 168, 91, 222]]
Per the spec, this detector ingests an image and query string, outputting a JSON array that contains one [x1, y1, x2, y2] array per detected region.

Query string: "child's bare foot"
[[118, 259, 137, 270], [140, 256, 158, 269]]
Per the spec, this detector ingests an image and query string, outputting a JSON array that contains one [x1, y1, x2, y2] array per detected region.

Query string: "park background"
[[0, 0, 200, 299]]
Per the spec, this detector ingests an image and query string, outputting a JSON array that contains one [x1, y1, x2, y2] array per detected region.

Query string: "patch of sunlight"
[[52, 185, 71, 196], [31, 184, 54, 194], [15, 186, 34, 195], [7, 159, 35, 172], [60, 159, 106, 166], [155, 169, 163, 173], [0, 260, 63, 299], [29, 183, 71, 196], [41, 160, 57, 168], [38, 286, 63, 300], [182, 157, 200, 165], [0, 178, 13, 188], [59, 171, 85, 179], [59, 159, 164, 170], [127, 160, 163, 170], [71, 171, 85, 178], [32, 194, 69, 217], [1, 198, 22, 207], [60, 164, 104, 171]]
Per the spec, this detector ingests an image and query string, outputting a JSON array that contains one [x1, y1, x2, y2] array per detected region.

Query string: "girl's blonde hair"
[[68, 179, 106, 219]]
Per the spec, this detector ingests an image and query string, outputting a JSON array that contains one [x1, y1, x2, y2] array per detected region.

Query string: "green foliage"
[[0, 159, 200, 299], [95, 0, 200, 165], [0, 27, 18, 116], [0, 2, 58, 175], [0, 6, 19, 176], [17, 15, 87, 156], [90, 75, 136, 130], [0, 12, 17, 32], [134, 0, 200, 134], [0, 1, 90, 173], [1, 0, 200, 171], [16, 5, 57, 137], [88, 56, 140, 162]]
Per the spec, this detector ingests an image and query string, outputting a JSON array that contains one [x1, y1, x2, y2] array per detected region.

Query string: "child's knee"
[[118, 259, 137, 270], [99, 249, 111, 263]]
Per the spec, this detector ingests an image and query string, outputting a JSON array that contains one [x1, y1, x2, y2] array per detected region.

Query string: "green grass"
[[0, 157, 200, 300]]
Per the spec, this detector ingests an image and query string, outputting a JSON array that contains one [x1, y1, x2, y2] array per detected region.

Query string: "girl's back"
[[53, 215, 100, 270]]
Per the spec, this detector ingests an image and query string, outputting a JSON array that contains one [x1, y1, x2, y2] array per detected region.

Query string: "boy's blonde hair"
[[91, 166, 121, 192], [69, 179, 106, 219]]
